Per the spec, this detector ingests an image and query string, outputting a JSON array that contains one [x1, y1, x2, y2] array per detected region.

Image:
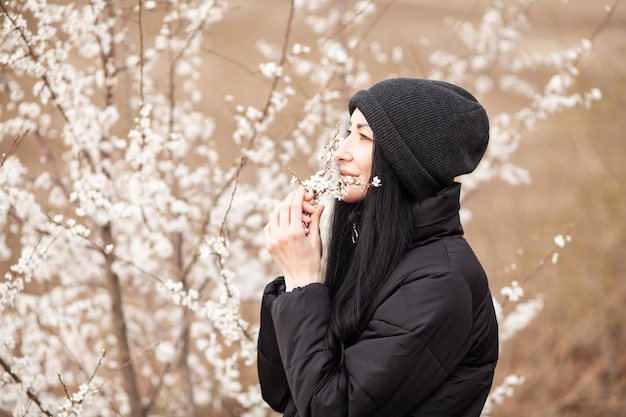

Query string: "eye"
[[345, 128, 371, 140]]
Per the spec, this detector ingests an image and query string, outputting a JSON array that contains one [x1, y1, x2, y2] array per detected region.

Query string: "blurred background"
[[2, 0, 624, 415], [209, 0, 626, 415]]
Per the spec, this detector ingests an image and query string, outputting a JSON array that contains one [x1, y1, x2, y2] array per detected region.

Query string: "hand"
[[300, 189, 318, 235], [264, 186, 325, 291]]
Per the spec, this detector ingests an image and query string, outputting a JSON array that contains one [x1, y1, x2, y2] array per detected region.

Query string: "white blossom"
[[554, 234, 566, 248], [501, 280, 524, 302], [481, 374, 526, 416], [500, 295, 544, 341]]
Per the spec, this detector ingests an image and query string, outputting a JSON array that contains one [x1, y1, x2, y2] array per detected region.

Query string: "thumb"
[[308, 204, 325, 240]]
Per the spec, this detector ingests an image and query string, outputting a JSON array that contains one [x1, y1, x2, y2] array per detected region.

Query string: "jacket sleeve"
[[270, 272, 474, 417], [257, 277, 291, 412]]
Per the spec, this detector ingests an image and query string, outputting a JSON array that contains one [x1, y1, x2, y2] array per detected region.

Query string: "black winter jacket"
[[257, 183, 498, 417]]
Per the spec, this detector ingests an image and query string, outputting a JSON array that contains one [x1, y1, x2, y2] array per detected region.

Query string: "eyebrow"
[[356, 123, 371, 129]]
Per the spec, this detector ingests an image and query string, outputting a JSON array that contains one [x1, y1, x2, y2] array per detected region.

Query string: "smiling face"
[[333, 108, 374, 203]]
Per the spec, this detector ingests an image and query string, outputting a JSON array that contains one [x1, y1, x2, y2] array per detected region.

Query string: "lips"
[[340, 170, 359, 177]]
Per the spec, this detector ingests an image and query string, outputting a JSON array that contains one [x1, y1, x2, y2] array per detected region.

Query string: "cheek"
[[357, 147, 373, 176]]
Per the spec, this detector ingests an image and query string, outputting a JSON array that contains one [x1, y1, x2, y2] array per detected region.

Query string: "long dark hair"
[[324, 139, 415, 360]]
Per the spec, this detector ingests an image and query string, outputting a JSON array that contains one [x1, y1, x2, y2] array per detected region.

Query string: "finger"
[[303, 215, 311, 236], [268, 205, 279, 234], [289, 187, 306, 231], [310, 204, 324, 227], [278, 191, 296, 232], [265, 205, 280, 248], [302, 200, 317, 215], [304, 190, 316, 202], [308, 204, 325, 241], [301, 209, 312, 236]]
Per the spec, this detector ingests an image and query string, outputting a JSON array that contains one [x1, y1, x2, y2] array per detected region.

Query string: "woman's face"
[[334, 108, 374, 203]]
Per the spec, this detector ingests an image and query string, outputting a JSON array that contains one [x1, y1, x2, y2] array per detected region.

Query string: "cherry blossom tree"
[[0, 0, 618, 415]]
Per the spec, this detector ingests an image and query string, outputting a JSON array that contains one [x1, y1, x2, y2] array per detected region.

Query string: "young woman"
[[259, 78, 499, 417]]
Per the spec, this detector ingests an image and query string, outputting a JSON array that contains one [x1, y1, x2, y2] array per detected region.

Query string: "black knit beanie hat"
[[348, 77, 489, 201]]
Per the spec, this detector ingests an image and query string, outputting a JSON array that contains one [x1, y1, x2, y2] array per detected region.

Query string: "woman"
[[259, 78, 499, 417]]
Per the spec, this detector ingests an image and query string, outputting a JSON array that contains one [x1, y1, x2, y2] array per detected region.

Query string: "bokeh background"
[[2, 0, 625, 415], [210, 1, 626, 415]]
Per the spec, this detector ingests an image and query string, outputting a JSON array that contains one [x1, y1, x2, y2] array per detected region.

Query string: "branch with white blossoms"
[[56, 349, 106, 417], [0, 355, 54, 416], [430, 0, 610, 199], [159, 235, 254, 348], [0, 134, 27, 168], [290, 124, 381, 204], [493, 229, 573, 327], [487, 228, 574, 414], [293, 171, 382, 204], [498, 295, 544, 342], [515, 231, 574, 290], [481, 374, 526, 417], [497, 228, 573, 305]]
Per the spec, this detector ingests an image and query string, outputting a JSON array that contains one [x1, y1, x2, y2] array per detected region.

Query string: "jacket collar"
[[410, 182, 464, 247]]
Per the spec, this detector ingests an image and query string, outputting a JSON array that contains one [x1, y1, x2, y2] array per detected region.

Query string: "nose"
[[333, 134, 353, 163]]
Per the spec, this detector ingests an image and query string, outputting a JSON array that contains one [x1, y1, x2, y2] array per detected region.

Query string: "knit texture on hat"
[[348, 78, 489, 201]]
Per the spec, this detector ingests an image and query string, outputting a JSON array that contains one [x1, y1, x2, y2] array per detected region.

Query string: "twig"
[[0, 133, 27, 168], [34, 316, 104, 388], [0, 356, 54, 416], [201, 47, 258, 75], [351, 0, 395, 45], [519, 227, 575, 287], [0, 2, 70, 125], [58, 349, 106, 413], [213, 252, 253, 342], [587, 0, 622, 42], [500, 224, 575, 309], [219, 0, 296, 237]]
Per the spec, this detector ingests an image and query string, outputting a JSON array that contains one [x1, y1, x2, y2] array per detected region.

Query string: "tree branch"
[[101, 223, 144, 417], [587, 0, 622, 42], [0, 356, 54, 417], [0, 134, 27, 168]]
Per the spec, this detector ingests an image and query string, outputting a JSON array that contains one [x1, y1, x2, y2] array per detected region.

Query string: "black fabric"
[[348, 78, 489, 201], [257, 183, 499, 417]]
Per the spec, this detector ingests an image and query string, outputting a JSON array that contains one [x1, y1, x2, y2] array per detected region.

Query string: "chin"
[[341, 189, 367, 203]]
